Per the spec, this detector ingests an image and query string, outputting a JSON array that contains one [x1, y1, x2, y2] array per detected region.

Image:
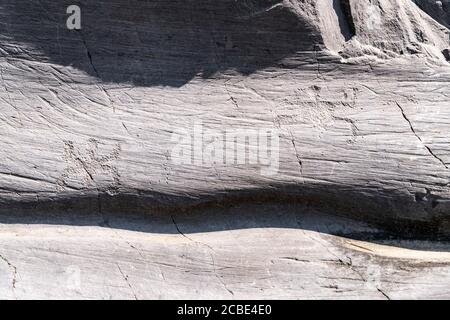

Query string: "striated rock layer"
[[0, 0, 450, 236]]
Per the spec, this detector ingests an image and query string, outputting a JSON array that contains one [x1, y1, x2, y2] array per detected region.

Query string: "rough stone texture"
[[1, 0, 450, 234], [414, 0, 450, 28], [1, 0, 450, 299], [1, 204, 450, 300]]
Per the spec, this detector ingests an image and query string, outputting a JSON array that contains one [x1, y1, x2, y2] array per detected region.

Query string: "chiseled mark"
[[57, 139, 121, 193], [333, 115, 359, 144]]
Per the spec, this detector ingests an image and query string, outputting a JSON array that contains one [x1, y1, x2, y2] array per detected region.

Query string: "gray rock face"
[[1, 0, 322, 86], [1, 0, 450, 236], [1, 205, 450, 299], [414, 0, 450, 28]]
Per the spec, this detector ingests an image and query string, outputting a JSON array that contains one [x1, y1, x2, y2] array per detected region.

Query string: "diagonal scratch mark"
[[377, 287, 391, 300], [76, 30, 99, 77], [117, 264, 138, 300], [170, 216, 215, 251], [290, 135, 304, 175], [76, 30, 114, 112], [396, 102, 448, 169]]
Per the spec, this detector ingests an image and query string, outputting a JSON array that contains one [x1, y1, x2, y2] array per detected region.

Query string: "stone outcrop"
[[0, 0, 450, 236]]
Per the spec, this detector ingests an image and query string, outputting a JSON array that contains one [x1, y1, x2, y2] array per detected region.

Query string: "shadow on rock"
[[0, 0, 322, 87]]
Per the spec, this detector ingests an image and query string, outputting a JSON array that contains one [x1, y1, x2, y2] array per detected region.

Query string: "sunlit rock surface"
[[0, 0, 450, 299]]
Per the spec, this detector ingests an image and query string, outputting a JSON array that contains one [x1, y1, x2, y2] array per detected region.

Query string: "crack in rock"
[[116, 263, 138, 300], [170, 216, 233, 296], [0, 254, 17, 290], [396, 102, 449, 169]]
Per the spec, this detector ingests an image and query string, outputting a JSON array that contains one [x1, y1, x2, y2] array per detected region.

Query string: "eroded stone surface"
[[1, 1, 450, 300], [0, 1, 450, 232], [0, 204, 449, 300]]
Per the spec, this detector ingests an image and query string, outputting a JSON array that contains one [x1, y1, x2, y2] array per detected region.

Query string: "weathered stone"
[[1, 0, 450, 299]]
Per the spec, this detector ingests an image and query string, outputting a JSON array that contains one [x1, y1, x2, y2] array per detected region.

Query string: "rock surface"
[[1, 0, 450, 234], [1, 204, 450, 299], [414, 0, 450, 28], [1, 0, 450, 299]]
